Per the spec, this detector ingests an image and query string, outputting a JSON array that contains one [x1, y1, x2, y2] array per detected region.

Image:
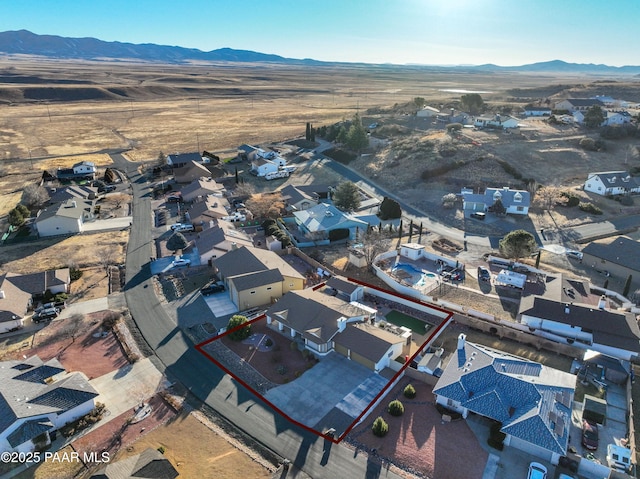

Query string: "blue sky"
[[1, 0, 638, 66]]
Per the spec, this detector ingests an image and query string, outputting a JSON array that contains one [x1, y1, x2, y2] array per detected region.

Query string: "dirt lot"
[[0, 311, 128, 378], [348, 380, 487, 479], [107, 410, 272, 479], [0, 231, 127, 274]]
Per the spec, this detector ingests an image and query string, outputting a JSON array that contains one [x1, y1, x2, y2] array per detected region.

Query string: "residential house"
[[173, 160, 212, 184], [603, 111, 632, 126], [473, 114, 519, 129], [212, 246, 305, 310], [0, 268, 71, 331], [581, 236, 640, 281], [555, 98, 605, 112], [47, 185, 97, 204], [293, 203, 368, 241], [279, 184, 330, 211], [523, 106, 552, 117], [180, 177, 225, 203], [186, 195, 230, 226], [436, 109, 468, 125], [0, 356, 98, 453], [434, 334, 575, 464], [266, 287, 407, 371], [35, 199, 95, 237], [461, 187, 530, 215], [166, 152, 202, 167], [90, 447, 179, 479], [194, 222, 254, 265], [584, 171, 640, 196], [519, 273, 640, 361], [416, 106, 440, 118], [55, 161, 97, 181], [250, 149, 287, 177]]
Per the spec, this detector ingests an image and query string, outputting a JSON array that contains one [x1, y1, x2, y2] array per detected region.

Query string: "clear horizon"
[[1, 1, 639, 67]]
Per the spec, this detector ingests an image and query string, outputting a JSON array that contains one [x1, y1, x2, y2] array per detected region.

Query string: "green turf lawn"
[[384, 310, 431, 334]]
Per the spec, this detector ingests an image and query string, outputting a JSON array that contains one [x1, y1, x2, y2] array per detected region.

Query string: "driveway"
[[203, 292, 237, 318], [264, 353, 385, 433], [89, 357, 166, 422], [82, 216, 132, 232]]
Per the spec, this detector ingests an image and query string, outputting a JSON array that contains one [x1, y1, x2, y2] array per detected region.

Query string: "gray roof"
[[326, 276, 361, 295], [586, 171, 640, 190], [484, 187, 530, 208], [91, 447, 179, 479], [36, 199, 94, 222], [48, 185, 97, 204], [231, 268, 283, 292], [334, 323, 403, 362], [213, 246, 303, 281], [293, 203, 367, 232], [519, 296, 640, 353], [524, 106, 552, 111], [0, 269, 69, 323], [280, 184, 315, 206], [0, 356, 98, 445], [167, 152, 201, 164], [434, 341, 575, 455], [582, 236, 640, 272], [194, 223, 253, 256], [180, 177, 224, 199]]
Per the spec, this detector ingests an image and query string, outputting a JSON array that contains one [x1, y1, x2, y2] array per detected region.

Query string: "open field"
[[0, 231, 127, 274]]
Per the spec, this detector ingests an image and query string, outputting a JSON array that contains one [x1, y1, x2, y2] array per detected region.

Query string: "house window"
[[447, 398, 455, 407], [266, 287, 272, 291], [517, 206, 524, 211], [250, 291, 256, 294]]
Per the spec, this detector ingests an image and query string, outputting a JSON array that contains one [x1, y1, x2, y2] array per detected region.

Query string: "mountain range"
[[1, 30, 639, 74]]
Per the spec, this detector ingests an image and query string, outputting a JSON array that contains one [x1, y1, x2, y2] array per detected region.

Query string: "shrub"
[[378, 197, 402, 220], [69, 267, 83, 281], [560, 191, 580, 207], [290, 341, 299, 351], [372, 416, 388, 437], [496, 159, 523, 180], [446, 122, 463, 132], [227, 315, 251, 341], [579, 137, 598, 151], [276, 365, 287, 375], [403, 384, 417, 399], [157, 446, 166, 454], [328, 228, 350, 241], [388, 399, 405, 416], [323, 147, 356, 164], [579, 202, 603, 215], [264, 338, 273, 347], [102, 311, 121, 331]]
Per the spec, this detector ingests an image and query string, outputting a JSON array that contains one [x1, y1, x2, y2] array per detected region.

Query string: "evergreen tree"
[[166, 232, 188, 253], [8, 208, 24, 227], [346, 113, 368, 152], [332, 181, 361, 212]]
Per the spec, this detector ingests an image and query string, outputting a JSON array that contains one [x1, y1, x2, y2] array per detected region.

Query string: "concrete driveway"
[[204, 292, 237, 318], [90, 358, 165, 422], [264, 353, 383, 431]]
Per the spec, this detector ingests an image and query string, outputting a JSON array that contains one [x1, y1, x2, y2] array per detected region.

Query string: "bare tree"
[[105, 193, 129, 209], [360, 229, 389, 269], [59, 313, 84, 345], [98, 246, 118, 274], [534, 186, 566, 212], [232, 182, 256, 197], [246, 192, 285, 219], [21, 184, 49, 209]]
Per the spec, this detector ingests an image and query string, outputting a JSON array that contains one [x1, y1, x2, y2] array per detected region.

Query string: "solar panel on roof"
[[554, 417, 565, 437]]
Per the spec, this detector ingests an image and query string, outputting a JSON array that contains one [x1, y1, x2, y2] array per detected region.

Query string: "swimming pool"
[[391, 263, 436, 286]]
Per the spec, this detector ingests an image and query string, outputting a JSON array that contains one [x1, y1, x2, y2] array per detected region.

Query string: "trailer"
[[495, 269, 527, 289], [264, 170, 289, 180]]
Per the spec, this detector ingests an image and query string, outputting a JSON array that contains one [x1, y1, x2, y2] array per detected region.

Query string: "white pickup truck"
[[222, 212, 247, 222]]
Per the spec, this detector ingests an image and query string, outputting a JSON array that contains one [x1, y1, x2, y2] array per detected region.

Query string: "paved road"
[[111, 153, 400, 479]]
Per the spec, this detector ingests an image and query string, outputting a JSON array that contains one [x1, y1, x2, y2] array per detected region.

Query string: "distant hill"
[[1, 30, 639, 74]]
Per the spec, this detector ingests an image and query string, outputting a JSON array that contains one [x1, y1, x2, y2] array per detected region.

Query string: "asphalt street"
[[112, 153, 399, 479]]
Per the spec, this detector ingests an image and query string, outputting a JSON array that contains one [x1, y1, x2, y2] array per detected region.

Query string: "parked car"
[[35, 301, 66, 313], [526, 462, 547, 479], [566, 250, 583, 260], [581, 418, 599, 450], [100, 184, 117, 193], [170, 223, 194, 232], [171, 258, 191, 268], [478, 266, 491, 282], [33, 307, 61, 323], [470, 212, 486, 220], [201, 283, 225, 295]]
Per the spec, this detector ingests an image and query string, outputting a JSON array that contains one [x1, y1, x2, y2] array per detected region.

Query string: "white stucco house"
[[416, 106, 440, 117], [461, 187, 530, 215], [0, 356, 98, 453], [584, 171, 640, 196], [35, 199, 95, 237], [523, 106, 552, 117]]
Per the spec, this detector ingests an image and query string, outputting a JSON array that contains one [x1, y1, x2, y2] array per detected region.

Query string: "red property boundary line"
[[195, 280, 454, 444]]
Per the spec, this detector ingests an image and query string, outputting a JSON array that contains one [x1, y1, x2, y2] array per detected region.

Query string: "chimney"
[[231, 242, 238, 250], [337, 317, 346, 332], [598, 295, 607, 309], [71, 200, 77, 208], [564, 305, 570, 314], [457, 333, 466, 350], [0, 290, 5, 299], [457, 333, 467, 368]]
